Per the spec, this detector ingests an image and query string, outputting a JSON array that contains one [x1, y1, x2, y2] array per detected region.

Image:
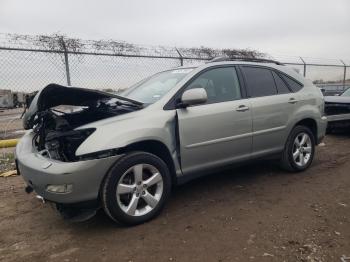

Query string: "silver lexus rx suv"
[[16, 57, 327, 225]]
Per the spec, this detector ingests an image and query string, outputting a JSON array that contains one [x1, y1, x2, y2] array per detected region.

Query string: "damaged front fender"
[[75, 109, 177, 157]]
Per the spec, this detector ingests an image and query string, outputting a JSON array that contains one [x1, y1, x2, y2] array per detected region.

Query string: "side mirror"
[[178, 88, 207, 108]]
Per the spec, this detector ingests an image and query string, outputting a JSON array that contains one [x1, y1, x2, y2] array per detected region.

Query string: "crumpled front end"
[[16, 131, 122, 204], [16, 84, 145, 220], [23, 83, 142, 162]]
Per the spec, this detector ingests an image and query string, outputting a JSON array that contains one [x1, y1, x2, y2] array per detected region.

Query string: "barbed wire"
[[0, 33, 266, 59]]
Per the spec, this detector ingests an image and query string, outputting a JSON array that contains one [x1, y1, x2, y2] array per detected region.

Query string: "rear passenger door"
[[240, 66, 298, 157]]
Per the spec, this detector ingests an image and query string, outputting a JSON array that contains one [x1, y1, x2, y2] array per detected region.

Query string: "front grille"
[[325, 103, 350, 115]]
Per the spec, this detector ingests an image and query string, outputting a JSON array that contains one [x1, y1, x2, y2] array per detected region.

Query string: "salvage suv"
[[16, 57, 327, 225]]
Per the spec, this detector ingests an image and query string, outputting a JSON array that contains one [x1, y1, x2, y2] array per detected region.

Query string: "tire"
[[101, 151, 171, 226], [280, 125, 315, 172]]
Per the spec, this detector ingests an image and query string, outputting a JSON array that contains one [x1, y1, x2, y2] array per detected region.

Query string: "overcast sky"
[[0, 0, 349, 61]]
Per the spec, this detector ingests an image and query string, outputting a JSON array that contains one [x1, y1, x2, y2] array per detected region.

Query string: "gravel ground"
[[0, 135, 350, 262]]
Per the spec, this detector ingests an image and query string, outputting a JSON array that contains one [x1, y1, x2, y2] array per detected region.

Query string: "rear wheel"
[[101, 152, 171, 225], [280, 125, 315, 172]]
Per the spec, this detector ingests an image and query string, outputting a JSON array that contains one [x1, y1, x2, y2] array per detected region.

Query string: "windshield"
[[123, 68, 193, 104], [341, 88, 350, 97]]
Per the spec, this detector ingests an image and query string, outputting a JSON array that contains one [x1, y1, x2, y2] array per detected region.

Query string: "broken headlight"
[[44, 128, 96, 161]]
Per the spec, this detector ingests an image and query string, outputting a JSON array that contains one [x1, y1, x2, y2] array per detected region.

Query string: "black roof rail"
[[208, 56, 284, 65]]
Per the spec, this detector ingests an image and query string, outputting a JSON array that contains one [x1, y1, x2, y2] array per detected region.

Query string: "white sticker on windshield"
[[171, 69, 193, 74]]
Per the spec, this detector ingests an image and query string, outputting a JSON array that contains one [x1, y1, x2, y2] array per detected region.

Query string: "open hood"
[[23, 84, 144, 162], [23, 83, 142, 129]]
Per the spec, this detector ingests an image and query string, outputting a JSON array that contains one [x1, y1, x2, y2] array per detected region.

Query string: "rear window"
[[279, 74, 303, 92], [241, 66, 277, 97]]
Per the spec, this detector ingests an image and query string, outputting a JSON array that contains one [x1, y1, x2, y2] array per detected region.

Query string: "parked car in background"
[[15, 57, 327, 225], [316, 83, 350, 96], [325, 88, 350, 132]]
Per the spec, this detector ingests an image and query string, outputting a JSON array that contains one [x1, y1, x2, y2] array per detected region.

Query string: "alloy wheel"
[[292, 132, 312, 167], [116, 163, 163, 216]]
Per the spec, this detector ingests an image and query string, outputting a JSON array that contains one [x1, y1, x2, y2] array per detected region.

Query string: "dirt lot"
[[1, 135, 350, 262]]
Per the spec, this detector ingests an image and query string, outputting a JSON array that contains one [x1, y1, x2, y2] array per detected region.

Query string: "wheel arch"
[[118, 140, 178, 186], [293, 118, 318, 143], [98, 139, 178, 213]]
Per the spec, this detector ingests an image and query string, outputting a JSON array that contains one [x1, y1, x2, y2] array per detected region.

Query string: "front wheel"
[[101, 152, 171, 225], [280, 125, 315, 172]]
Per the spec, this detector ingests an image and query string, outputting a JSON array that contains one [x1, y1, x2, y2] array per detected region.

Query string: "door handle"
[[236, 105, 249, 112], [288, 98, 298, 104]]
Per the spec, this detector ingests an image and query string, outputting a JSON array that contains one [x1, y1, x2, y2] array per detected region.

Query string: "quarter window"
[[279, 74, 303, 92], [242, 67, 277, 97], [272, 71, 291, 94], [185, 67, 242, 104]]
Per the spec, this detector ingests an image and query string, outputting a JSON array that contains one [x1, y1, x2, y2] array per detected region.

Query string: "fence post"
[[299, 57, 306, 77], [340, 60, 347, 91], [60, 37, 71, 86], [175, 47, 183, 66]]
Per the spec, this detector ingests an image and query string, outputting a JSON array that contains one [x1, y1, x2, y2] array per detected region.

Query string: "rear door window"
[[241, 66, 277, 97]]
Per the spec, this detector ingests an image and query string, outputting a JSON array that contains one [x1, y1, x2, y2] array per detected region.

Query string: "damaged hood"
[[23, 83, 142, 129]]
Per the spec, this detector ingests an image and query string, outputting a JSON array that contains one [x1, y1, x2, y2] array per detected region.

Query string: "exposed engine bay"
[[24, 84, 143, 162]]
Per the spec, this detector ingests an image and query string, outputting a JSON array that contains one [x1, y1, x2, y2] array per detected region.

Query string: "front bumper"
[[326, 113, 350, 123], [15, 131, 122, 204]]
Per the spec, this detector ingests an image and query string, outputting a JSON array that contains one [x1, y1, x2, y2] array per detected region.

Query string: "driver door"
[[176, 66, 253, 175]]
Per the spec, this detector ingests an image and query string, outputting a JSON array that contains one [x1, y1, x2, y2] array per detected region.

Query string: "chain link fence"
[[0, 34, 349, 139]]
